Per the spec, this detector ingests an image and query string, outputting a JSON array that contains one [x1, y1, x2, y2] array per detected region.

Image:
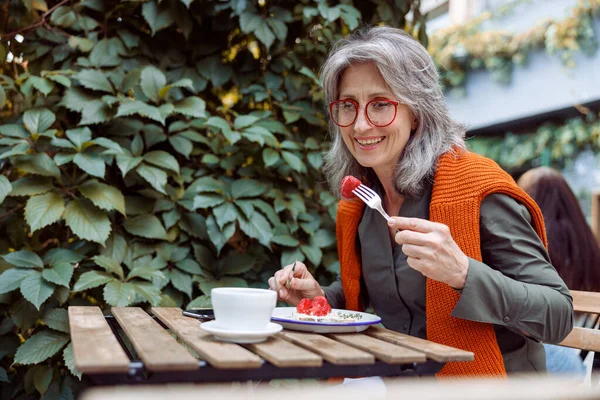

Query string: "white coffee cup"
[[211, 287, 277, 331]]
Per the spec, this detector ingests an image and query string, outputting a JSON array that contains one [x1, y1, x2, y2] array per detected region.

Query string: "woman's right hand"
[[268, 261, 325, 306]]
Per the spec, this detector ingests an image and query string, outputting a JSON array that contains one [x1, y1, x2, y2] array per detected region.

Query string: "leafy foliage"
[[0, 0, 423, 397], [429, 0, 600, 93]]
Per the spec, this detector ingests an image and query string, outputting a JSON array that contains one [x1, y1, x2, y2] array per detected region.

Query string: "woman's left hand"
[[388, 217, 469, 290]]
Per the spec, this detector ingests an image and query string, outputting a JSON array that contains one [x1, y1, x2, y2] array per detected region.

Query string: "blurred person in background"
[[519, 166, 600, 378]]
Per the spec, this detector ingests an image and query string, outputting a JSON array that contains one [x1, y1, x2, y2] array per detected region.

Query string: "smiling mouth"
[[355, 137, 385, 146]]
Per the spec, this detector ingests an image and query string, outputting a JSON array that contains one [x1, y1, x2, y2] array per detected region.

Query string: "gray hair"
[[321, 26, 466, 199]]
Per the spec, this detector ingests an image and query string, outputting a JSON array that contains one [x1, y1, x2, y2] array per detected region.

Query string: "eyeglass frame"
[[328, 98, 401, 128]]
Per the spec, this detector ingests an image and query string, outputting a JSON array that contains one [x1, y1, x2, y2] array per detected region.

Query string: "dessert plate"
[[271, 307, 381, 333]]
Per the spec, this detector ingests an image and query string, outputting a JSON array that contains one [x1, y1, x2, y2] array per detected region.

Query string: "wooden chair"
[[557, 289, 600, 386]]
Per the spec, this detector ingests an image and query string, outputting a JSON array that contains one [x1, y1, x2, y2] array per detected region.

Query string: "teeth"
[[356, 137, 384, 146]]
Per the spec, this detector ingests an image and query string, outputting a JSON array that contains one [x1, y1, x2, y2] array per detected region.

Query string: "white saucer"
[[200, 321, 283, 343]]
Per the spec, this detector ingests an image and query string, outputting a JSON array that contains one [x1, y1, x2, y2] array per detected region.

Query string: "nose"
[[353, 107, 371, 133]]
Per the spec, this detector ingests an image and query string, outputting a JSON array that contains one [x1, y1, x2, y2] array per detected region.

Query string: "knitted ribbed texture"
[[337, 150, 547, 378]]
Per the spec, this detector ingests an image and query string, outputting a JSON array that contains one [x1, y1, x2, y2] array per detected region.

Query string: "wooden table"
[[68, 306, 474, 385]]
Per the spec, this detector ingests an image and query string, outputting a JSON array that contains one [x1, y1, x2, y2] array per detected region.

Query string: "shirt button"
[[403, 323, 408, 330], [503, 316, 511, 323]]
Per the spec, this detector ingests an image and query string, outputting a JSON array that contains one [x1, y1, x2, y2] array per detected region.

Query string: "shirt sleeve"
[[451, 193, 574, 343], [323, 274, 346, 309]]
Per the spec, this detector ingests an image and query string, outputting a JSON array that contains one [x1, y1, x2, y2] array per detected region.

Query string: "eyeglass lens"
[[332, 100, 396, 127]]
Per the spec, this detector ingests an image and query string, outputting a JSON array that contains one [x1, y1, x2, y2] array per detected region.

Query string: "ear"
[[411, 117, 418, 131]]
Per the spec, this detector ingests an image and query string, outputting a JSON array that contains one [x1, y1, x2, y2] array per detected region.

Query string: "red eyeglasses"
[[329, 98, 400, 127]]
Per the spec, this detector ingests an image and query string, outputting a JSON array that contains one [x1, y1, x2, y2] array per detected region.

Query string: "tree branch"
[[1, 0, 71, 43], [0, 204, 25, 220]]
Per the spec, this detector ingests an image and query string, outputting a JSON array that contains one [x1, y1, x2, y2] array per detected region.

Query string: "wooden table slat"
[[68, 306, 130, 374], [329, 332, 427, 364], [365, 326, 474, 362], [277, 331, 375, 365], [151, 307, 263, 369], [244, 336, 323, 368], [111, 307, 198, 372], [559, 327, 600, 352]]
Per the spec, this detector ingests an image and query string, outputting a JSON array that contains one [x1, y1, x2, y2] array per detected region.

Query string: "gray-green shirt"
[[324, 183, 573, 374]]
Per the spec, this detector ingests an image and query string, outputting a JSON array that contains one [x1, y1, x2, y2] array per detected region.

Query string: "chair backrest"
[[558, 290, 600, 352]]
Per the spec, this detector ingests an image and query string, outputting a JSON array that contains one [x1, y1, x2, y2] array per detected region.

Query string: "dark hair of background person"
[[518, 167, 600, 292]]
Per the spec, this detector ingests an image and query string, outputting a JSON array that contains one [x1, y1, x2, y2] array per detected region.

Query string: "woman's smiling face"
[[337, 62, 415, 178]]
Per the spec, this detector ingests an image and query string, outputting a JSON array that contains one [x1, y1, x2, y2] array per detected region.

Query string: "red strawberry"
[[341, 176, 362, 199], [296, 298, 312, 314]]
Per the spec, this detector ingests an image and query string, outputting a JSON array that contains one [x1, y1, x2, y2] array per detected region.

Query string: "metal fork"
[[353, 184, 393, 222]]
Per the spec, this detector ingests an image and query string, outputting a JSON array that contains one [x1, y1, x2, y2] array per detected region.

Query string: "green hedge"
[[0, 0, 423, 397]]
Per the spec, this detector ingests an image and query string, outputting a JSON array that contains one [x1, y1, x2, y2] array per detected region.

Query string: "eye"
[[339, 101, 355, 110], [372, 101, 392, 109]]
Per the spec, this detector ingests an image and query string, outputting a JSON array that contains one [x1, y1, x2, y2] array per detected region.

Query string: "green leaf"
[[116, 153, 143, 177], [0, 268, 33, 294], [124, 214, 168, 240], [234, 115, 260, 130], [187, 295, 211, 309], [0, 367, 7, 383], [127, 267, 165, 281], [25, 192, 65, 231], [0, 124, 29, 138], [132, 282, 162, 306], [65, 127, 92, 152], [281, 248, 305, 266], [239, 12, 262, 33], [41, 308, 69, 333], [93, 255, 124, 279], [90, 37, 125, 67], [73, 152, 105, 178], [262, 148, 280, 167], [13, 153, 60, 177], [47, 74, 71, 87], [169, 135, 193, 158], [213, 202, 239, 229], [74, 69, 113, 93], [281, 151, 304, 172], [173, 97, 206, 118], [143, 150, 180, 175], [42, 263, 73, 287], [206, 217, 234, 254], [170, 269, 192, 298], [92, 137, 124, 154], [142, 0, 174, 36], [175, 258, 202, 274], [33, 364, 53, 395], [23, 109, 55, 134], [300, 243, 323, 266], [64, 199, 111, 245], [73, 270, 113, 291], [2, 250, 44, 268], [218, 252, 255, 275], [103, 280, 137, 307], [14, 330, 69, 365], [43, 248, 83, 266], [116, 101, 164, 125], [28, 76, 54, 96], [78, 180, 125, 215], [267, 18, 287, 41], [255, 20, 276, 48], [205, 116, 232, 134], [238, 212, 272, 247], [231, 179, 268, 199], [0, 175, 10, 204], [193, 193, 225, 209], [178, 212, 207, 239], [312, 229, 336, 248], [20, 271, 55, 310], [63, 343, 82, 380], [136, 163, 167, 194], [271, 234, 300, 247], [101, 233, 128, 264], [140, 65, 166, 103], [8, 176, 54, 197]]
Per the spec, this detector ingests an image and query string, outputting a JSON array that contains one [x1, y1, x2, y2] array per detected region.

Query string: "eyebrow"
[[338, 92, 393, 99]]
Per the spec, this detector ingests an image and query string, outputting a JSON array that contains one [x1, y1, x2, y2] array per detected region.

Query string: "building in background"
[[424, 0, 600, 219]]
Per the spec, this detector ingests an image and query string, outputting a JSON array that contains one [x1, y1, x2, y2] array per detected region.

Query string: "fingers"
[[401, 243, 432, 259], [394, 229, 430, 246], [388, 217, 440, 233]]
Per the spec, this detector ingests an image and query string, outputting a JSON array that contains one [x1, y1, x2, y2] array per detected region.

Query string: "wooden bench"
[[558, 290, 600, 355]]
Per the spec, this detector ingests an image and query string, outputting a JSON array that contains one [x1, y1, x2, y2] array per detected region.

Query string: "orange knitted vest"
[[336, 150, 548, 377]]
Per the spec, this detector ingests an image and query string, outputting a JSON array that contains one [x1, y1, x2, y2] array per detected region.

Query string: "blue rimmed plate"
[[271, 307, 382, 333]]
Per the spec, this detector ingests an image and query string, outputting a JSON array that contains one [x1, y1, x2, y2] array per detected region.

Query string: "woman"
[[268, 26, 573, 377], [518, 167, 600, 377]]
